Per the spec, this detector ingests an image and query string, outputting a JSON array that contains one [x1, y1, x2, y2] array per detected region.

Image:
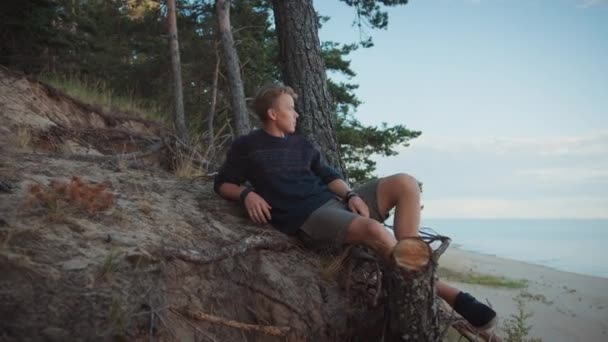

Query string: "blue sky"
[[315, 0, 608, 218]]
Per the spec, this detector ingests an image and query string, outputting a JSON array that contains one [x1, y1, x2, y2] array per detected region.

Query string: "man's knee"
[[346, 218, 383, 241], [392, 173, 420, 194], [366, 219, 386, 240]]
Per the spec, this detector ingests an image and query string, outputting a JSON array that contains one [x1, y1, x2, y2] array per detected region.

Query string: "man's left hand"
[[348, 196, 369, 218]]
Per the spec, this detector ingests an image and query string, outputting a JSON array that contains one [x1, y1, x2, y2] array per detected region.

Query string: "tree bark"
[[167, 0, 187, 142], [216, 0, 250, 137], [271, 0, 346, 176], [207, 42, 220, 149], [384, 237, 450, 341]]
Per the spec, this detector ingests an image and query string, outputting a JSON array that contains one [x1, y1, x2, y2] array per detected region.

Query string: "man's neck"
[[262, 124, 286, 138]]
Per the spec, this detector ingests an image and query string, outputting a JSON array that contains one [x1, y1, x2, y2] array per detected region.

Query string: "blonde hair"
[[253, 84, 298, 121]]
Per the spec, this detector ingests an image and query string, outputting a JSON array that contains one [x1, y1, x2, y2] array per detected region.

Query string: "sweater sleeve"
[[310, 145, 343, 184], [214, 139, 248, 194]]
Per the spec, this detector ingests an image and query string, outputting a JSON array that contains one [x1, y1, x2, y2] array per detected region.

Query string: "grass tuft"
[[138, 199, 152, 215], [502, 293, 543, 341], [438, 266, 528, 289], [15, 125, 33, 149], [99, 249, 121, 282]]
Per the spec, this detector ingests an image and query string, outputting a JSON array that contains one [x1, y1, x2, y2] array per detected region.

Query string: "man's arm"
[[217, 182, 248, 201], [218, 183, 272, 224], [308, 141, 368, 217], [327, 178, 350, 198], [327, 178, 370, 218], [214, 140, 272, 224]]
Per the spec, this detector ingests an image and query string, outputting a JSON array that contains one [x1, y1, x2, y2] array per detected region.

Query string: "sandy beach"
[[439, 246, 608, 341]]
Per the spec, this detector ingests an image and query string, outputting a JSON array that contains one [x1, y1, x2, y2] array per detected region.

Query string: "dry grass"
[[173, 152, 204, 179], [107, 294, 128, 332], [15, 125, 33, 149], [0, 229, 14, 249], [58, 140, 76, 155], [172, 134, 208, 179], [138, 199, 152, 215], [174, 124, 233, 178], [320, 246, 353, 281], [116, 158, 129, 172], [40, 73, 166, 123]]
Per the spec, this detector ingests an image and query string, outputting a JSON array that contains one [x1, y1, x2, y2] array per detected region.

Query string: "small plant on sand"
[[502, 293, 542, 342], [138, 199, 152, 215], [26, 176, 113, 220], [98, 249, 121, 282], [107, 294, 128, 333]]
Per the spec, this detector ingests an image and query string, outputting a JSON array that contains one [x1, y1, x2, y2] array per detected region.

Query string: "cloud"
[[577, 0, 608, 8], [376, 130, 608, 218], [515, 167, 608, 183], [405, 130, 608, 158], [422, 196, 608, 219]]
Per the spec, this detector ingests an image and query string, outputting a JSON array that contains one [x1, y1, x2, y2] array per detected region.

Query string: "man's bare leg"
[[344, 216, 460, 303], [343, 216, 397, 261], [343, 173, 496, 329], [376, 173, 420, 239]]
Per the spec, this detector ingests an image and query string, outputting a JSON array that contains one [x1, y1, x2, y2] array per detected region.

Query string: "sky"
[[314, 0, 608, 219]]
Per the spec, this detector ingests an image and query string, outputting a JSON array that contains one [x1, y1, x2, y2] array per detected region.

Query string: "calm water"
[[409, 219, 608, 279]]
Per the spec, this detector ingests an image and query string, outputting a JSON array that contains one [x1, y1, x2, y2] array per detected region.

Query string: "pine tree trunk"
[[207, 44, 220, 149], [167, 0, 187, 142], [271, 0, 345, 176], [216, 0, 250, 137]]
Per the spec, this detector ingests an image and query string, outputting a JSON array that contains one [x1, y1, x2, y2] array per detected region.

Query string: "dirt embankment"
[[0, 67, 379, 341]]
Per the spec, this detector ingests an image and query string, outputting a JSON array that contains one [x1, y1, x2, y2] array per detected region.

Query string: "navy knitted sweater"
[[214, 129, 342, 235]]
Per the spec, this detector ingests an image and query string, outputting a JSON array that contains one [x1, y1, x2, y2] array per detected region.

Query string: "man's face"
[[269, 93, 299, 134]]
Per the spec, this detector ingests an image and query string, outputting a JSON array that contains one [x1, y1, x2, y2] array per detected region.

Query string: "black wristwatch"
[[240, 188, 253, 203], [344, 190, 359, 203]]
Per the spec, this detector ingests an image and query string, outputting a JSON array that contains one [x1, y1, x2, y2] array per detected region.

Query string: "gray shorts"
[[297, 179, 389, 251]]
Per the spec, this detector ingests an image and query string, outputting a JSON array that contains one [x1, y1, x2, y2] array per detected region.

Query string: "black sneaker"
[[454, 292, 497, 330]]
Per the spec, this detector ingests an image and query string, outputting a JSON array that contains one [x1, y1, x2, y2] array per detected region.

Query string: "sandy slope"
[[439, 247, 608, 341]]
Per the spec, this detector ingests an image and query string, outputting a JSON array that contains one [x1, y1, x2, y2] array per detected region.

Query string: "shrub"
[[26, 176, 113, 218], [502, 293, 542, 342]]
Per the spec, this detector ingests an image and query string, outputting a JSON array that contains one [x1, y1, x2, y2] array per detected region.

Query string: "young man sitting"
[[214, 84, 497, 330]]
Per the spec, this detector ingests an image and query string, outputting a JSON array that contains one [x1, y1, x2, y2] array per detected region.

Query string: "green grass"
[[40, 73, 167, 123], [98, 249, 121, 282], [502, 293, 543, 341], [438, 266, 528, 289]]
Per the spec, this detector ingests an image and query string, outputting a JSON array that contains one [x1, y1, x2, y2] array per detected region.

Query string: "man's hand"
[[348, 196, 369, 218], [243, 191, 272, 224]]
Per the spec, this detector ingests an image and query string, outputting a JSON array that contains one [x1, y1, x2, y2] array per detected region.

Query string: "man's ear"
[[266, 108, 277, 121]]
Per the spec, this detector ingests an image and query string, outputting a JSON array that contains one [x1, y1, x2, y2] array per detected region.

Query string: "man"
[[214, 84, 497, 330]]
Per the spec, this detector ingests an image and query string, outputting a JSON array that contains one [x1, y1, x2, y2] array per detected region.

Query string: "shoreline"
[[447, 244, 608, 281], [439, 246, 608, 341]]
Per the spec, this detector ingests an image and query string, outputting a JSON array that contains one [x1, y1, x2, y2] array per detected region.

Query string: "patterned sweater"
[[214, 129, 342, 234]]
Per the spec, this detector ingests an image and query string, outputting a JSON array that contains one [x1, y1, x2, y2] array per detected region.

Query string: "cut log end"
[[392, 238, 431, 271]]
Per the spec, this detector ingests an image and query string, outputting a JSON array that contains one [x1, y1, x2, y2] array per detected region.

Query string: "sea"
[[400, 218, 608, 279]]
